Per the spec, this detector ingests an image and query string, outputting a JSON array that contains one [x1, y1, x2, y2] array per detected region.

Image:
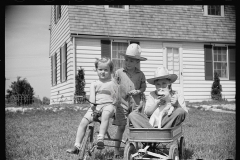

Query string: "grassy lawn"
[[6, 105, 235, 160]]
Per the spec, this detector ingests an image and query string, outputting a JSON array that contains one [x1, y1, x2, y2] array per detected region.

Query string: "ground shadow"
[[184, 148, 194, 159]]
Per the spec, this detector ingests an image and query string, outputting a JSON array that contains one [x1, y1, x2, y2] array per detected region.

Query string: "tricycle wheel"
[[124, 142, 136, 160], [79, 127, 95, 160], [179, 137, 185, 160], [169, 144, 179, 160]]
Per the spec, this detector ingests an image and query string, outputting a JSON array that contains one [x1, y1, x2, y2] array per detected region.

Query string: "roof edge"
[[70, 33, 235, 44]]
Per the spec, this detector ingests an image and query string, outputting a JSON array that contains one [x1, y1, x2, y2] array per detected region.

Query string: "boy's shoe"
[[66, 146, 80, 155], [114, 154, 123, 159], [96, 139, 105, 149]]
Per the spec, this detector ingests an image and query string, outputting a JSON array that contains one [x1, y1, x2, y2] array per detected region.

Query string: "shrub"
[[42, 97, 50, 105], [6, 77, 34, 106], [75, 67, 86, 103], [211, 72, 222, 100]]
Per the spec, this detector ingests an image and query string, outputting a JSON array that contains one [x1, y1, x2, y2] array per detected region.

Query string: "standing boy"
[[112, 43, 147, 158]]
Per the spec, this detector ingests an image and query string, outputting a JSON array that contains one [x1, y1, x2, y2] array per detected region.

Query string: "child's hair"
[[95, 57, 114, 72]]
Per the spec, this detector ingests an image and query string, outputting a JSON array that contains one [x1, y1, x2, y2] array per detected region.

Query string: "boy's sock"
[[74, 142, 81, 150], [97, 134, 104, 149]]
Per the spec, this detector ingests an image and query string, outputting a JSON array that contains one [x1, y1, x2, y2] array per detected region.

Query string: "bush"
[[211, 72, 222, 100], [6, 77, 34, 106], [42, 97, 50, 105], [75, 67, 86, 103]]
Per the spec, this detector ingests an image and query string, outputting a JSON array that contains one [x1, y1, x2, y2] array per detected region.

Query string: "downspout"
[[72, 37, 76, 104]]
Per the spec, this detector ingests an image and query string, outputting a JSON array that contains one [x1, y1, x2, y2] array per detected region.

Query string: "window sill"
[[203, 14, 224, 17]]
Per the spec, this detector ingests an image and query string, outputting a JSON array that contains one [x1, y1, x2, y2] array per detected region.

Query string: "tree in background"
[[6, 77, 34, 105], [75, 67, 86, 103], [211, 72, 222, 100], [42, 97, 50, 105]]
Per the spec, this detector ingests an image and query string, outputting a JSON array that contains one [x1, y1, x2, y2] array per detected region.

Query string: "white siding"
[[140, 41, 164, 96], [50, 6, 71, 55], [50, 6, 75, 104], [50, 38, 74, 104], [75, 38, 101, 95], [52, 37, 236, 104], [182, 43, 235, 102]]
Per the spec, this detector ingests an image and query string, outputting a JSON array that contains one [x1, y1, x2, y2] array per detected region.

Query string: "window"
[[208, 5, 221, 16], [60, 43, 67, 82], [54, 5, 61, 24], [213, 47, 227, 78], [104, 5, 129, 10], [112, 42, 128, 72], [204, 45, 235, 80], [166, 48, 180, 84], [109, 5, 124, 9], [51, 53, 57, 85], [100, 40, 140, 72], [203, 5, 224, 17]]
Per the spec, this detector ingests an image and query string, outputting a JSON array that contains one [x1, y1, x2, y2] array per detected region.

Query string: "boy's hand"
[[171, 94, 178, 107], [128, 90, 141, 96]]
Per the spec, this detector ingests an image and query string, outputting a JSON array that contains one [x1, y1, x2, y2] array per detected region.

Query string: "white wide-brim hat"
[[147, 67, 178, 85], [119, 43, 147, 61]]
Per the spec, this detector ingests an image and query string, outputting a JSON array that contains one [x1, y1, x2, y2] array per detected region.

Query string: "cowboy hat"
[[119, 43, 147, 61], [147, 67, 178, 85]]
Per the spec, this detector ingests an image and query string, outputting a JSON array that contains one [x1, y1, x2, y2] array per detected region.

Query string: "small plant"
[[42, 97, 50, 105], [75, 67, 86, 103], [211, 72, 222, 100]]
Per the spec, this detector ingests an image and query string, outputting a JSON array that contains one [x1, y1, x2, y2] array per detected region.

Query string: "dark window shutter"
[[54, 6, 56, 24], [130, 41, 140, 69], [228, 46, 235, 80], [60, 48, 62, 82], [55, 53, 57, 85], [101, 40, 111, 58], [58, 5, 61, 19], [51, 56, 53, 86], [65, 43, 67, 81], [204, 45, 213, 80]]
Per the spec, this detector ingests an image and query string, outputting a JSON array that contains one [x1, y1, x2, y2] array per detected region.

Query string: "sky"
[[5, 5, 51, 100]]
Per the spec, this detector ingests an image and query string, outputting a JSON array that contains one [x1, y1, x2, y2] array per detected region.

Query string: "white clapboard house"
[[49, 5, 235, 104]]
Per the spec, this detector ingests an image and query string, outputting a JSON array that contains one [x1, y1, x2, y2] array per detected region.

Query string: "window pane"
[[112, 42, 127, 71], [208, 5, 221, 15], [109, 5, 124, 8], [167, 47, 179, 83], [218, 54, 221, 61], [222, 54, 226, 61]]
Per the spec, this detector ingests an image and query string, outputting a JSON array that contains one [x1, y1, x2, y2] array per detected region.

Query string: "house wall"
[[75, 38, 101, 94], [75, 38, 235, 102], [50, 38, 75, 104], [50, 6, 74, 104], [182, 43, 235, 102]]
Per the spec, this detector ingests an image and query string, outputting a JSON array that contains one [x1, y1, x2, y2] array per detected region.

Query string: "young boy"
[[66, 57, 119, 154], [129, 67, 188, 128], [112, 43, 147, 158]]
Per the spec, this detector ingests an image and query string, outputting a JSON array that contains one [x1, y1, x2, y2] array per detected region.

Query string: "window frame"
[[104, 5, 129, 11], [205, 44, 235, 81], [163, 43, 183, 92], [111, 40, 129, 72], [52, 53, 57, 86], [166, 47, 181, 84], [60, 43, 67, 83], [212, 45, 229, 80], [203, 5, 224, 17], [54, 5, 61, 24]]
